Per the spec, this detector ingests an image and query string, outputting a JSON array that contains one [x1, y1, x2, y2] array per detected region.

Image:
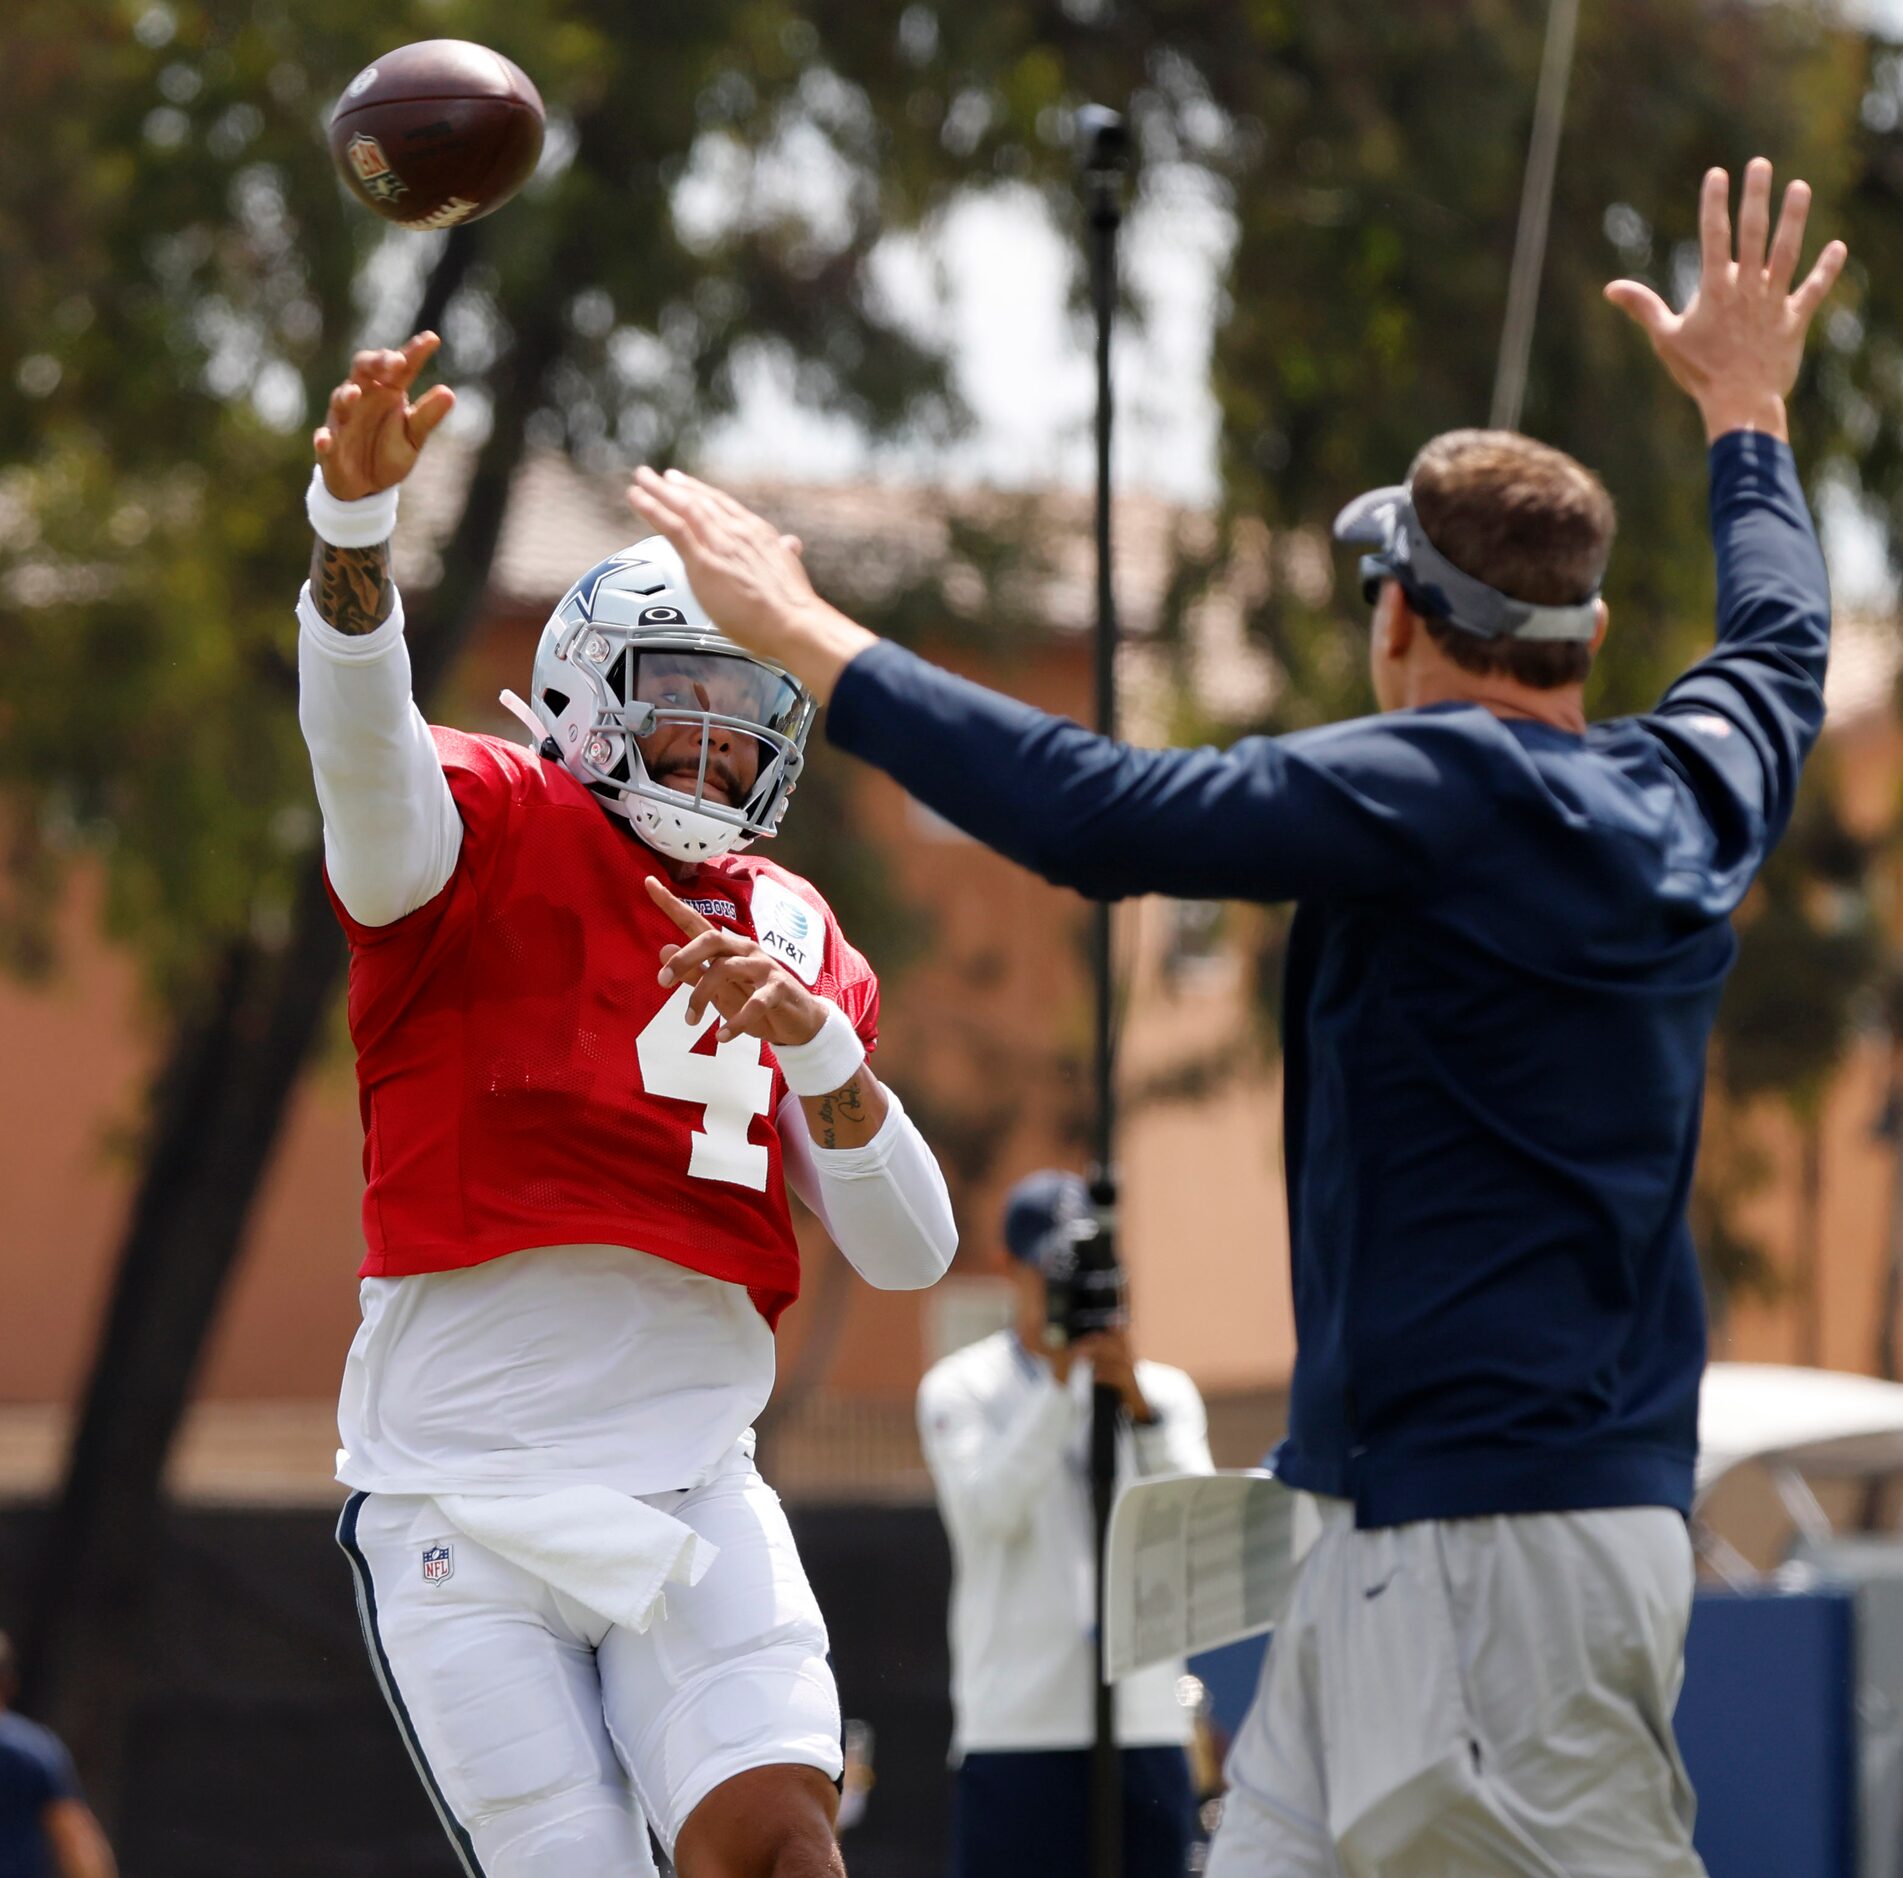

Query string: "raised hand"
[[625, 467, 875, 703], [1605, 159, 1846, 443], [313, 331, 456, 500]]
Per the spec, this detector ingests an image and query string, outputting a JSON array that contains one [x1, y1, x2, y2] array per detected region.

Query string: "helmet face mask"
[[516, 539, 817, 862]]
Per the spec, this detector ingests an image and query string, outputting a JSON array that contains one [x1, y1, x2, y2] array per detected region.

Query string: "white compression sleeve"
[[296, 582, 463, 928], [777, 1084, 958, 1291]]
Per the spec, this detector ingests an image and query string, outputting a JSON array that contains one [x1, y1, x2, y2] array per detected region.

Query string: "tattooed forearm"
[[311, 536, 395, 636], [804, 1074, 877, 1151], [816, 1077, 869, 1149]]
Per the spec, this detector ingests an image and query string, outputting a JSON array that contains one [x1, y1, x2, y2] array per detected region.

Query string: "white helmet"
[[501, 537, 816, 862]]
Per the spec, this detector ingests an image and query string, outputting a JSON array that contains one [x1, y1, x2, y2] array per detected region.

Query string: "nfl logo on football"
[[421, 1543, 454, 1585], [345, 133, 408, 204]]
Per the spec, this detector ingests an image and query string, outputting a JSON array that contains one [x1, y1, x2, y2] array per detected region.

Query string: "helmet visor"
[[624, 650, 806, 813], [628, 651, 807, 741]]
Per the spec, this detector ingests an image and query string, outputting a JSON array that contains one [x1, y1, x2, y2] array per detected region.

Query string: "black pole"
[[1078, 101, 1130, 1878]]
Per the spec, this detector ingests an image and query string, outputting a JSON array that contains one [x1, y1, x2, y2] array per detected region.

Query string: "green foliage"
[[6, 0, 1902, 1311], [0, 0, 982, 1003], [1067, 0, 1878, 724], [1687, 1100, 1785, 1316]]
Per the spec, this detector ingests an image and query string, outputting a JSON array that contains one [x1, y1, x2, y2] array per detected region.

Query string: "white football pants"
[[1207, 1499, 1706, 1877], [337, 1449, 843, 1877]]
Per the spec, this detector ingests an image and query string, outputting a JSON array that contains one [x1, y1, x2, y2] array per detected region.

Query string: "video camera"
[[1039, 1183, 1127, 1350]]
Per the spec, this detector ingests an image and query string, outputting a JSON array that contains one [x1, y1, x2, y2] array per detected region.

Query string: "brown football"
[[329, 40, 545, 233]]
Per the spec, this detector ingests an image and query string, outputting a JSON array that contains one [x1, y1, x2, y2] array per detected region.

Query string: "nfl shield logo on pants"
[[421, 1543, 454, 1585]]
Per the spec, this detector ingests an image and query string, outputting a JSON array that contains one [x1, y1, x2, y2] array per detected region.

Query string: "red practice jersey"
[[326, 728, 880, 1326]]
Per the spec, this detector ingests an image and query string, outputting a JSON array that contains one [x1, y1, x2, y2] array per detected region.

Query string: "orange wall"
[[1707, 703, 1903, 1375], [0, 877, 143, 1401], [1716, 1039, 1897, 1373]]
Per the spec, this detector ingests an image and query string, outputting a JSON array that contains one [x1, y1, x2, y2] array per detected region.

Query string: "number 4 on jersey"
[[636, 982, 775, 1190]]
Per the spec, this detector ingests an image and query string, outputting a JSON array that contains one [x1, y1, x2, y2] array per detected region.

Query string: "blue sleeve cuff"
[[1707, 427, 1798, 497]]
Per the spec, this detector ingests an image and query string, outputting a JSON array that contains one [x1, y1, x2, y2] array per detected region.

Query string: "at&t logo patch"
[[748, 877, 823, 986]]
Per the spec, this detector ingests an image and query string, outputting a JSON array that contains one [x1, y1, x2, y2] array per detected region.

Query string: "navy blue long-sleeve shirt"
[[827, 432, 1830, 1526], [0, 1712, 80, 1878]]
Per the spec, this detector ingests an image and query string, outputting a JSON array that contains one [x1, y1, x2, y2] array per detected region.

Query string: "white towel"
[[436, 1486, 717, 1633]]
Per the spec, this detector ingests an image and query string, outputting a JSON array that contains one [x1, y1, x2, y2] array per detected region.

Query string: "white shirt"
[[917, 1330, 1215, 1756], [336, 1247, 774, 1498], [298, 582, 958, 1498]]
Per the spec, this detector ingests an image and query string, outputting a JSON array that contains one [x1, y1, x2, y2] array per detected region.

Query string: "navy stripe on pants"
[[336, 1492, 488, 1878], [951, 1746, 1196, 1878]]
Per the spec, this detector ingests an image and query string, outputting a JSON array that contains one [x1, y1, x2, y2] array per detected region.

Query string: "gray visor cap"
[[1332, 484, 1601, 644]]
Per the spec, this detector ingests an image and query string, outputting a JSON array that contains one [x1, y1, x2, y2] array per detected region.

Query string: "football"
[[329, 40, 545, 233]]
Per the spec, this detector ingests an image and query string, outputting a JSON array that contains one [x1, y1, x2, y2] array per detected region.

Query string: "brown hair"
[[1406, 429, 1615, 690], [0, 1631, 16, 1706]]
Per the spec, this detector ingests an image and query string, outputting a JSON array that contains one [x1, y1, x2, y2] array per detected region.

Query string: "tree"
[[0, 0, 972, 1808], [11, 0, 1903, 1816]]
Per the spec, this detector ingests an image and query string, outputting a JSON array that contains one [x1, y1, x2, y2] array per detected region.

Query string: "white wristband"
[[306, 465, 400, 549], [776, 1000, 868, 1096]]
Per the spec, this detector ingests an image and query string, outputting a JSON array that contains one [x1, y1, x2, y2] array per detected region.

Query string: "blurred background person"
[[0, 1634, 114, 1878], [917, 1170, 1214, 1878]]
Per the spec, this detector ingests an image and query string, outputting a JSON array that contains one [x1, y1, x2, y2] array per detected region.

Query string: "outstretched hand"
[[1605, 159, 1846, 443], [314, 331, 456, 500], [626, 467, 875, 703]]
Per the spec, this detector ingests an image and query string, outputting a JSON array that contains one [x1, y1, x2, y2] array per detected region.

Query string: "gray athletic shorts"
[[1207, 1496, 1706, 1877]]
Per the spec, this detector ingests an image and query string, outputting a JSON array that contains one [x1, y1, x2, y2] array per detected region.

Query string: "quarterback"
[[297, 331, 957, 1878]]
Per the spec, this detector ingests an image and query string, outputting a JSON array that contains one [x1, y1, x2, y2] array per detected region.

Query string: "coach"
[[633, 159, 1842, 1873]]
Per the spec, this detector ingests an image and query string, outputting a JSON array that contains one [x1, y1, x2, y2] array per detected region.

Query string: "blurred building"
[[1, 452, 1899, 1511]]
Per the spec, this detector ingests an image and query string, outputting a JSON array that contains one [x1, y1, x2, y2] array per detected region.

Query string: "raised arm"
[[617, 479, 1452, 906], [1646, 434, 1830, 856], [1607, 160, 1844, 848], [820, 646, 1459, 902], [298, 334, 463, 928]]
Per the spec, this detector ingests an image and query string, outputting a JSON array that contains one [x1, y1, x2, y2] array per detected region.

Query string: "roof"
[[1696, 1361, 1903, 1500], [396, 445, 1292, 732], [398, 443, 1195, 634]]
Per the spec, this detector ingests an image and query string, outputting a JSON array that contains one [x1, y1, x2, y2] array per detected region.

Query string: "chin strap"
[[498, 688, 562, 762]]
